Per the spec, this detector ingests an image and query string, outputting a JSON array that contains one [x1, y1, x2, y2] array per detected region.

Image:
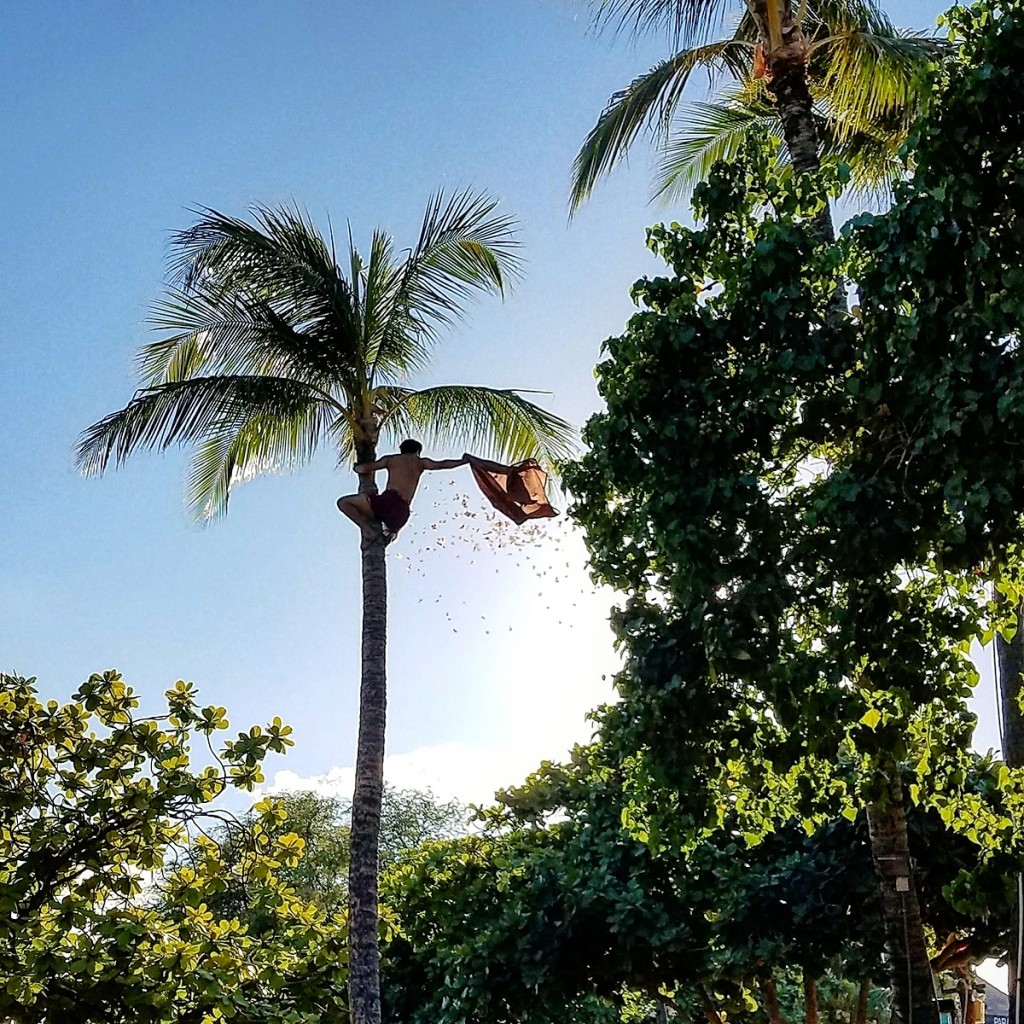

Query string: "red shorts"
[[368, 489, 411, 533]]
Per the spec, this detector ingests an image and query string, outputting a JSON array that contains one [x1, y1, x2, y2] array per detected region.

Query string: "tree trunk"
[[761, 974, 785, 1024], [698, 984, 727, 1024], [348, 439, 388, 1024], [804, 975, 819, 1024], [768, 44, 838, 246], [746, 0, 839, 290], [865, 758, 938, 1024], [996, 599, 1024, 1024], [996, 602, 1024, 767], [1010, 882, 1023, 1024], [857, 978, 871, 1024]]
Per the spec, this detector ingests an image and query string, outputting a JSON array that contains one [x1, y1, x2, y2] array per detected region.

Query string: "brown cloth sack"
[[470, 459, 558, 525]]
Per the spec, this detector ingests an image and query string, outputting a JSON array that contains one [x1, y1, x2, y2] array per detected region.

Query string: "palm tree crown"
[[76, 190, 574, 515], [571, 0, 945, 209]]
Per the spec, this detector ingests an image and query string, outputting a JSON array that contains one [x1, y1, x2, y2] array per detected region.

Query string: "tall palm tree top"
[[76, 189, 575, 521], [572, 0, 946, 210]]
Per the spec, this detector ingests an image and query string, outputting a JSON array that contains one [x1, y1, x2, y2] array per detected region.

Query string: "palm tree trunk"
[[348, 440, 387, 1024], [747, 0, 837, 245], [865, 757, 938, 1024], [996, 601, 1024, 1024]]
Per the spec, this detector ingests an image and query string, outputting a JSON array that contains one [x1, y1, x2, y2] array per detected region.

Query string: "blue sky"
[[3, 0, 995, 807]]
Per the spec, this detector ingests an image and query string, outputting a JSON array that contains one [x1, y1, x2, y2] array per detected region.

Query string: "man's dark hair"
[[399, 439, 423, 455]]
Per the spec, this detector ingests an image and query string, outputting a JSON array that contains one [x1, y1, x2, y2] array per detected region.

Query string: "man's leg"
[[337, 493, 375, 528]]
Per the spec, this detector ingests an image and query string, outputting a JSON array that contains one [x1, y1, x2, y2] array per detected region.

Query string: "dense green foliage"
[[13, 3, 1024, 1022], [566, 0, 1024, 854], [0, 671, 348, 1024], [381, 747, 1012, 1023]]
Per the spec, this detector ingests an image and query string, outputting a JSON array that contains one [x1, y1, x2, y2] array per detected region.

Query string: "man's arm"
[[354, 456, 391, 475], [421, 456, 469, 471]]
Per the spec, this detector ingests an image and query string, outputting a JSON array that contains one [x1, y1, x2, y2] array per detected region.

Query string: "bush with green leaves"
[[563, 0, 1024, 1015], [565, 0, 1024, 846], [0, 670, 348, 1024]]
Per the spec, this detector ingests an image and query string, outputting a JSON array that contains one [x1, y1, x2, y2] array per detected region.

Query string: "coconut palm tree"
[[571, 0, 943, 223], [75, 191, 574, 1024]]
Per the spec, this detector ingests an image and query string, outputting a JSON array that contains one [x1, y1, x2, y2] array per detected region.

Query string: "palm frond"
[[570, 41, 754, 211], [655, 91, 784, 203], [140, 278, 365, 397], [375, 385, 577, 466], [367, 189, 521, 383], [359, 228, 415, 382], [805, 0, 895, 37], [590, 0, 733, 49], [186, 403, 333, 522], [140, 290, 286, 383], [75, 375, 326, 477], [657, 89, 912, 203], [167, 206, 364, 380], [820, 120, 908, 200], [816, 30, 945, 136]]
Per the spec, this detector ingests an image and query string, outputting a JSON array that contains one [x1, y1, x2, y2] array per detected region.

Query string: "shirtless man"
[[336, 439, 468, 541]]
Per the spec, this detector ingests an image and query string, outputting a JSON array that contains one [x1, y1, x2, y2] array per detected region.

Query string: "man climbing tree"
[[338, 444, 561, 540], [337, 440, 468, 543]]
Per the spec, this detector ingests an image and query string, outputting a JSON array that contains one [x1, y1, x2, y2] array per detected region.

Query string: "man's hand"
[[462, 453, 509, 473]]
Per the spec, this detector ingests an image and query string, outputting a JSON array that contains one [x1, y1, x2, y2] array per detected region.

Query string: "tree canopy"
[[0, 670, 348, 1024], [381, 743, 1013, 1024], [563, 0, 1024, 1014]]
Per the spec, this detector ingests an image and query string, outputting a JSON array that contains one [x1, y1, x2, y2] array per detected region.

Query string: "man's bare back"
[[365, 452, 461, 504]]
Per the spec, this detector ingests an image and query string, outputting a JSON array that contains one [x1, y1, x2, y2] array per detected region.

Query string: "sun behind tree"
[[75, 190, 574, 1024]]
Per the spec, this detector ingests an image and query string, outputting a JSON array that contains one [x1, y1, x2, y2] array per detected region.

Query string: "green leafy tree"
[[75, 191, 574, 1024], [0, 669, 350, 1024], [381, 744, 1013, 1024], [184, 786, 466, 927], [565, 11, 1024, 1009], [571, 0, 942, 213]]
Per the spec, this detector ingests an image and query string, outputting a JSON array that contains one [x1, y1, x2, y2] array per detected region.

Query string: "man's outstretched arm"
[[421, 456, 469, 471]]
